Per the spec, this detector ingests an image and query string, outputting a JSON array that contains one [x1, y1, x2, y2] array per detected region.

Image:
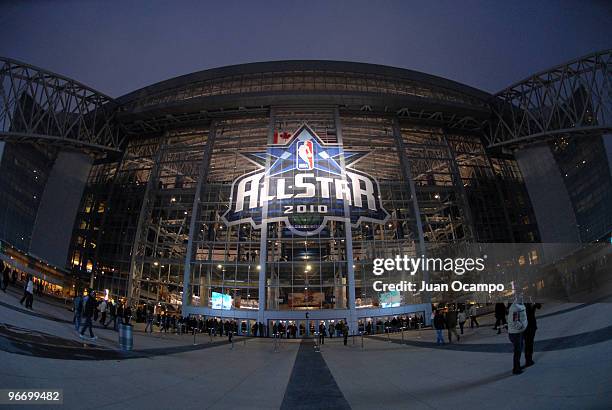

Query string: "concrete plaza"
[[0, 288, 610, 409]]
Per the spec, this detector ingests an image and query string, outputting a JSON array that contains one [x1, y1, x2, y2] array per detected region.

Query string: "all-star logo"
[[222, 124, 389, 235]]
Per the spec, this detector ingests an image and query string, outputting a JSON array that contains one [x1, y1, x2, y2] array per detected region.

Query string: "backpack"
[[508, 303, 527, 333]]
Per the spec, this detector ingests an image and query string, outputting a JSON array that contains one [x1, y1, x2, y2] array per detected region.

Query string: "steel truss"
[[487, 49, 612, 148], [0, 57, 122, 153]]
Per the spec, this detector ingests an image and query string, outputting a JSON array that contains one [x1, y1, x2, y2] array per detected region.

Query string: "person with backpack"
[[80, 289, 97, 340], [507, 296, 528, 374], [73, 292, 83, 331]]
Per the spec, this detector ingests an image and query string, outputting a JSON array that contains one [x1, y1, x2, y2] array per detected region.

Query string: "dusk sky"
[[1, 1, 610, 97]]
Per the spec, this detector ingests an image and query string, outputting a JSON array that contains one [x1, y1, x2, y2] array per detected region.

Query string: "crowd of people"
[[72, 289, 134, 340], [361, 315, 426, 335], [0, 260, 64, 307], [431, 300, 542, 375]]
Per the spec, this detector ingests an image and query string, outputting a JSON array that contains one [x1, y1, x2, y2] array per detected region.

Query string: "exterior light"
[[257, 265, 261, 270], [217, 264, 222, 269]]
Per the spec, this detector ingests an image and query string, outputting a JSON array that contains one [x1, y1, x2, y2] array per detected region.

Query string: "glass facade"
[[69, 105, 537, 326], [64, 64, 538, 328]]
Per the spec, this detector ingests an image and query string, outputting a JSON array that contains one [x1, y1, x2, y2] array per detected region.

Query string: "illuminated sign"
[[211, 291, 232, 310], [222, 124, 389, 235], [379, 290, 401, 308]]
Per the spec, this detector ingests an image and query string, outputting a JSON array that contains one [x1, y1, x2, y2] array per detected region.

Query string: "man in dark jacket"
[[433, 310, 445, 344], [445, 308, 459, 343], [1, 261, 9, 292], [342, 322, 349, 346], [524, 303, 542, 367], [80, 290, 97, 340], [73, 292, 83, 331], [116, 302, 124, 330], [124, 305, 132, 325], [494, 303, 508, 334]]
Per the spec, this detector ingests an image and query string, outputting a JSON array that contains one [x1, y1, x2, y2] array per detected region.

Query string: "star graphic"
[[242, 124, 368, 174]]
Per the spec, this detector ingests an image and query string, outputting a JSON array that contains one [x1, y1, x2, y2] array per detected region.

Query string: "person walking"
[[108, 300, 117, 330], [318, 322, 326, 345], [328, 322, 334, 338], [433, 310, 445, 345], [123, 304, 132, 325], [144, 304, 154, 333], [1, 261, 9, 292], [116, 302, 124, 331], [494, 302, 508, 334], [98, 298, 108, 327], [19, 275, 34, 309], [342, 322, 349, 346], [80, 289, 97, 340], [457, 309, 467, 335], [507, 297, 528, 375], [445, 308, 459, 343], [468, 304, 479, 328], [73, 292, 83, 331], [93, 298, 99, 322], [524, 302, 542, 367]]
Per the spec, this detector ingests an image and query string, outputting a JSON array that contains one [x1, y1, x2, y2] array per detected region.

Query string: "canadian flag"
[[273, 130, 292, 144]]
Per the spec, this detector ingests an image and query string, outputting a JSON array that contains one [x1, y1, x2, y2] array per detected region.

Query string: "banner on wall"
[[288, 291, 325, 308]]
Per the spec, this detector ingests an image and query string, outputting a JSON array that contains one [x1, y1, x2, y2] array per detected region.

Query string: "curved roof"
[[116, 60, 491, 105]]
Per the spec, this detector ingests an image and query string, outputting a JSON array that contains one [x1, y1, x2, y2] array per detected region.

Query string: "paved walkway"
[[1, 286, 611, 409]]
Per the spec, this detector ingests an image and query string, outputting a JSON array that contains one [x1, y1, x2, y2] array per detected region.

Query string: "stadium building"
[[0, 51, 610, 334]]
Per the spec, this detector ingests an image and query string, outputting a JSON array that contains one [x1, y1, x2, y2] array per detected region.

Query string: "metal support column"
[[127, 137, 166, 306], [257, 109, 275, 326], [182, 123, 217, 315], [392, 119, 432, 323], [443, 129, 476, 241], [334, 108, 358, 333]]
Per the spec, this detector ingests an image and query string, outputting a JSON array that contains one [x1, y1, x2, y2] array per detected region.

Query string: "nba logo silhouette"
[[297, 140, 314, 170]]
